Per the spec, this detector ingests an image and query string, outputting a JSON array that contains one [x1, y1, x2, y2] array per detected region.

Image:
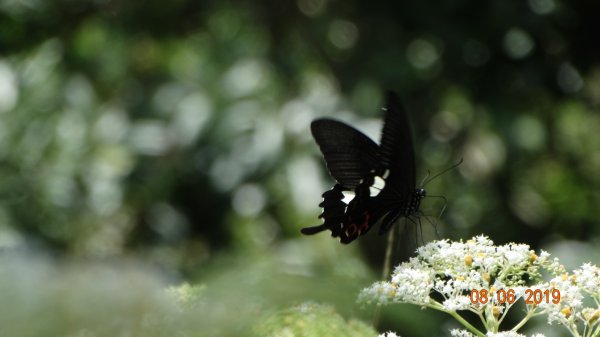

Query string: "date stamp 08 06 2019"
[[469, 288, 561, 305]]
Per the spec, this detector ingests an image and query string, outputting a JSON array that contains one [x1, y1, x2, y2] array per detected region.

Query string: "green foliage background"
[[1, 0, 600, 336]]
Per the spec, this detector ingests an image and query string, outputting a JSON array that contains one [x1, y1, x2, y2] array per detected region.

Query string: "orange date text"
[[469, 288, 561, 305]]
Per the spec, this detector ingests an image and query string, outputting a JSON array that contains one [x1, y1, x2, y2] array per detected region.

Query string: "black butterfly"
[[301, 91, 426, 244]]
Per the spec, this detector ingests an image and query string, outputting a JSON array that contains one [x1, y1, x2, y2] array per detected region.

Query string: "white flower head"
[[359, 235, 598, 337], [442, 295, 472, 311], [450, 329, 476, 337], [486, 332, 527, 337], [379, 332, 399, 337], [486, 332, 547, 337]]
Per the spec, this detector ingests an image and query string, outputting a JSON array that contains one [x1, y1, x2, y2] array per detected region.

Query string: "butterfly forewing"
[[377, 92, 417, 199], [310, 119, 381, 189], [374, 92, 420, 234]]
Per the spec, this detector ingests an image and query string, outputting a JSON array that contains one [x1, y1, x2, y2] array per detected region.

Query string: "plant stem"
[[511, 307, 536, 332], [447, 310, 486, 337], [428, 300, 485, 337]]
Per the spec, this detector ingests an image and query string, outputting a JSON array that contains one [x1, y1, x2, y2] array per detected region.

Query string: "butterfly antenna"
[[421, 157, 464, 187]]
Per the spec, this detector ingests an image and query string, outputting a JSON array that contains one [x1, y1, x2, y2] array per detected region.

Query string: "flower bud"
[[529, 252, 537, 263], [492, 306, 501, 319], [465, 255, 473, 267]]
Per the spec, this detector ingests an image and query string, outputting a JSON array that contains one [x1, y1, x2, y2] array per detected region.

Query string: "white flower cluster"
[[360, 235, 547, 312], [360, 235, 600, 337], [378, 332, 399, 337], [362, 267, 433, 306], [449, 330, 546, 337], [538, 263, 600, 335], [450, 329, 476, 337]]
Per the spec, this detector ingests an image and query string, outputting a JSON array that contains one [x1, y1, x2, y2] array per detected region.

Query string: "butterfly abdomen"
[[404, 188, 426, 216]]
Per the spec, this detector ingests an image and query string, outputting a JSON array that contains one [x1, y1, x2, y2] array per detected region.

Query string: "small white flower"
[[574, 263, 600, 292], [442, 295, 472, 311], [486, 332, 525, 337], [379, 332, 399, 337], [450, 329, 476, 337], [485, 332, 547, 337]]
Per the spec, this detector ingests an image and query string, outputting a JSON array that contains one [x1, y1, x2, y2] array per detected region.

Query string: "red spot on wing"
[[358, 212, 370, 235], [347, 223, 358, 236]]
